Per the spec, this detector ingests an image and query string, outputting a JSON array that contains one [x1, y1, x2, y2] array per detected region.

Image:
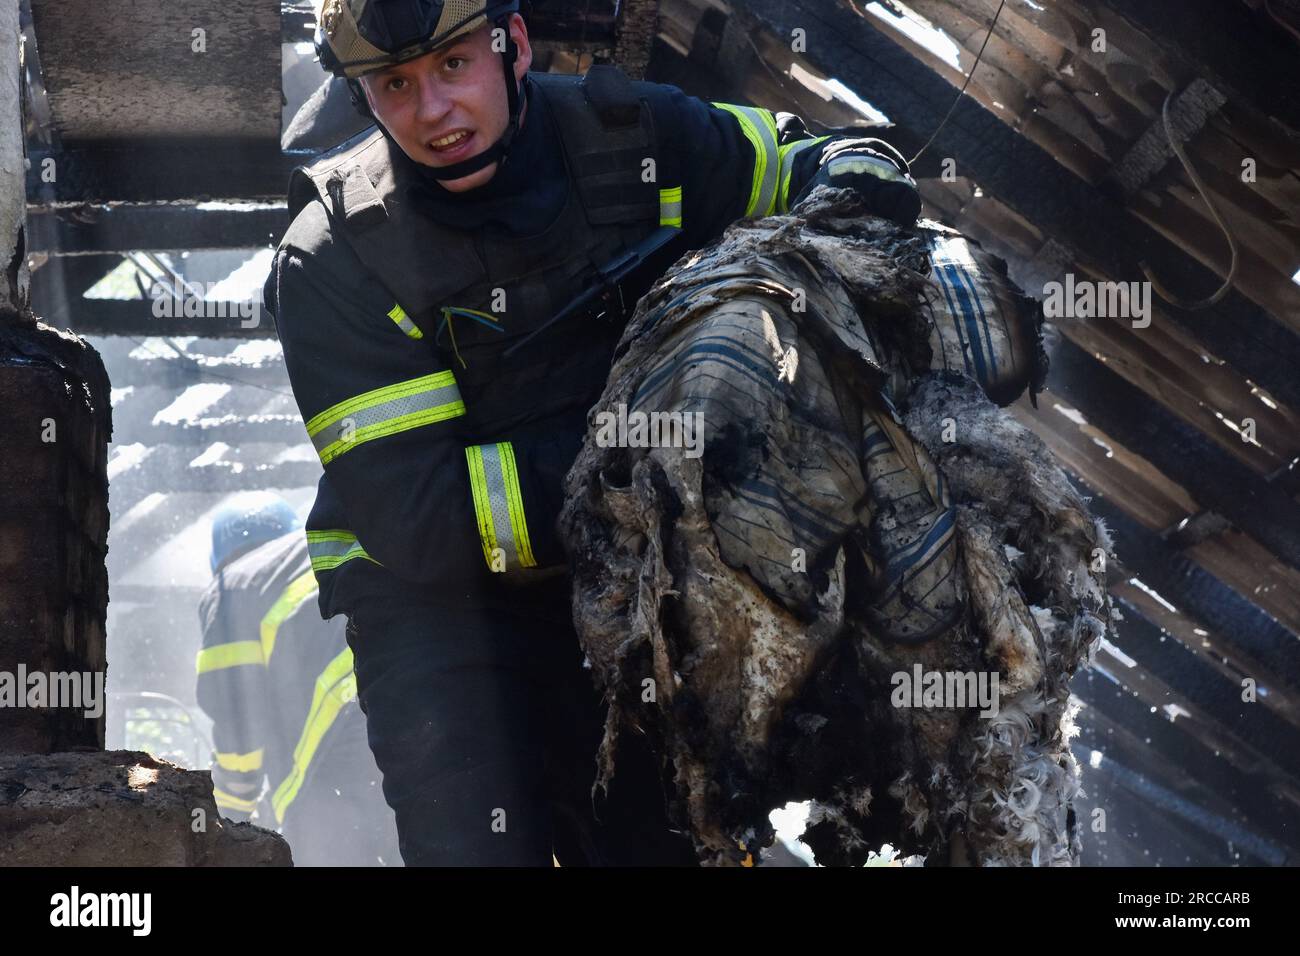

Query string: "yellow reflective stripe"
[[213, 786, 258, 814], [305, 371, 466, 466], [271, 647, 357, 823], [712, 103, 781, 217], [466, 441, 537, 572], [306, 529, 380, 573], [196, 640, 263, 674], [259, 571, 318, 663], [216, 749, 264, 773], [387, 303, 424, 340], [777, 135, 831, 213], [659, 185, 683, 228]]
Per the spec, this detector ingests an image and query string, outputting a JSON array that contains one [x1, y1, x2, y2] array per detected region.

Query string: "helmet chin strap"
[[418, 25, 524, 182]]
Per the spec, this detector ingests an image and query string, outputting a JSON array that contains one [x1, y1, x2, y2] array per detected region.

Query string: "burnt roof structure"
[[19, 0, 1300, 865]]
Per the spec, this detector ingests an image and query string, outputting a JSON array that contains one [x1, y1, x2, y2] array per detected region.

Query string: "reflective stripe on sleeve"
[[712, 103, 781, 218], [259, 571, 319, 663], [777, 135, 831, 213], [216, 749, 264, 774], [659, 185, 683, 228], [826, 152, 911, 185], [271, 647, 357, 824], [306, 530, 380, 573], [465, 441, 537, 572], [305, 370, 465, 466], [387, 303, 424, 340], [196, 640, 263, 674]]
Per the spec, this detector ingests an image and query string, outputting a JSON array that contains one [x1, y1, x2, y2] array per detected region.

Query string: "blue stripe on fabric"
[[738, 476, 850, 538], [632, 352, 775, 414], [632, 339, 778, 409], [941, 263, 988, 384], [731, 488, 841, 545], [878, 534, 957, 605], [637, 331, 776, 394], [862, 426, 892, 458], [882, 506, 956, 577], [933, 263, 975, 378], [877, 521, 957, 604], [951, 261, 998, 378]]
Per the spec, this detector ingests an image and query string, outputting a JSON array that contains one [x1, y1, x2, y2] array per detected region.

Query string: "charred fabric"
[[560, 186, 1116, 867]]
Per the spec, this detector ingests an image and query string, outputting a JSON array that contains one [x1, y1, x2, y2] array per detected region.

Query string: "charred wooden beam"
[[28, 203, 288, 255], [1091, 0, 1300, 138], [107, 355, 289, 390], [1109, 595, 1300, 780], [739, 0, 1300, 412], [146, 414, 305, 445], [28, 253, 120, 326], [1081, 493, 1300, 691], [108, 452, 320, 511], [1048, 336, 1300, 572], [1074, 675, 1299, 861], [27, 143, 308, 204], [1111, 79, 1228, 197], [526, 1, 617, 43], [28, 0, 281, 142], [1161, 509, 1234, 550], [56, 297, 275, 339]]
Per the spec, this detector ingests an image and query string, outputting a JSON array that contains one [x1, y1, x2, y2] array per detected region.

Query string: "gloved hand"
[[793, 138, 922, 227]]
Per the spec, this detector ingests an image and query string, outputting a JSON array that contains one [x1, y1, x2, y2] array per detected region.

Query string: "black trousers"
[[344, 577, 698, 866]]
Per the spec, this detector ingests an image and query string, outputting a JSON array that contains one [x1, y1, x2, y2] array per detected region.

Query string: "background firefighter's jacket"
[[196, 531, 359, 824], [263, 67, 919, 617]]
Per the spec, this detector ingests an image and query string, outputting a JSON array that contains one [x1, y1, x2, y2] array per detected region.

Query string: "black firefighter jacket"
[[262, 68, 918, 618]]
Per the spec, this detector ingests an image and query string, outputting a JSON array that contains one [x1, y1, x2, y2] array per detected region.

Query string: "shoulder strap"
[[287, 126, 381, 221], [535, 68, 660, 226], [580, 64, 642, 128]]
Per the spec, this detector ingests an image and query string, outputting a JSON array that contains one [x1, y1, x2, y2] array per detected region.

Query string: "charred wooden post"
[[0, 2, 289, 863], [0, 0, 111, 755]]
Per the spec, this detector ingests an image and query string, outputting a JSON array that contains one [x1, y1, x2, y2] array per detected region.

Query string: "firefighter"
[[262, 0, 921, 865], [197, 493, 400, 866]]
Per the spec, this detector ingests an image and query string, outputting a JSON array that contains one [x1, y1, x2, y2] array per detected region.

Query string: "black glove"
[[793, 137, 922, 226]]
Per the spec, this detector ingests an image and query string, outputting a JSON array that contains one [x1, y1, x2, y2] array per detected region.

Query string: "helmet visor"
[[323, 0, 517, 77], [356, 0, 447, 53]]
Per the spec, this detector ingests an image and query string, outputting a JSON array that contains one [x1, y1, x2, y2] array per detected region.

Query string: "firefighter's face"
[[360, 14, 532, 193]]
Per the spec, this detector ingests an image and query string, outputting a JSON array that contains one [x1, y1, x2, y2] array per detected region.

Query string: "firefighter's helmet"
[[316, 0, 522, 79], [209, 493, 300, 574]]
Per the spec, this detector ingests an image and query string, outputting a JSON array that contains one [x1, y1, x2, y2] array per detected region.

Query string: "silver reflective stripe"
[[305, 371, 465, 465], [827, 153, 910, 184], [659, 186, 683, 227], [466, 442, 536, 571], [481, 445, 518, 564], [387, 303, 424, 340]]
